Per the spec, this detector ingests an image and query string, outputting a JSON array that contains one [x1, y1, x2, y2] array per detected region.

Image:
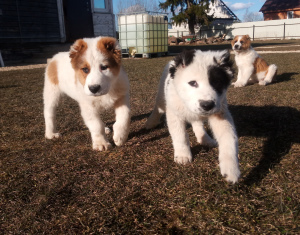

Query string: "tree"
[[116, 0, 160, 14], [159, 0, 214, 35], [243, 9, 263, 22]]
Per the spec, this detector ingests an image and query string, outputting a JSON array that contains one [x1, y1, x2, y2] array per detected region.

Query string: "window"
[[94, 0, 105, 9], [287, 11, 294, 19], [93, 0, 109, 12]]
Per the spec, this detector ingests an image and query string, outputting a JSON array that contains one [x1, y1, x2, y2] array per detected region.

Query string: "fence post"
[[253, 25, 255, 40], [283, 22, 286, 39]]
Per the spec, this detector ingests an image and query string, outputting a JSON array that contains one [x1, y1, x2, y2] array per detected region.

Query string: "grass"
[[0, 41, 300, 234]]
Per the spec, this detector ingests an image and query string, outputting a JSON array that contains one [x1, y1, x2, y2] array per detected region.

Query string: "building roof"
[[260, 0, 300, 13], [208, 0, 239, 21]]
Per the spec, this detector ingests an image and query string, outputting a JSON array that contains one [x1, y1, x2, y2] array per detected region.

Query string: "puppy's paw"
[[45, 132, 61, 139], [199, 135, 217, 148], [93, 141, 112, 151], [145, 117, 161, 130], [174, 155, 192, 165], [259, 80, 267, 86], [233, 81, 246, 88], [105, 127, 111, 134], [113, 123, 129, 146], [220, 161, 240, 184], [113, 134, 128, 146]]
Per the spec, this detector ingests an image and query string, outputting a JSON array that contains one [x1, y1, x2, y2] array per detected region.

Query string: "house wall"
[[92, 0, 116, 38], [263, 10, 300, 21], [0, 0, 62, 43], [93, 13, 116, 37]]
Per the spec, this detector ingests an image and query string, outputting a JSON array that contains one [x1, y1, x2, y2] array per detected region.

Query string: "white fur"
[[146, 50, 240, 183], [232, 35, 277, 87], [43, 37, 130, 151]]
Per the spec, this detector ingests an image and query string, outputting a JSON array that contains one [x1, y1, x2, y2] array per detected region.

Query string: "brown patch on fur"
[[47, 60, 58, 85], [69, 39, 89, 86], [214, 112, 224, 120], [97, 37, 121, 75], [76, 63, 91, 86], [253, 57, 269, 74], [231, 35, 239, 48]]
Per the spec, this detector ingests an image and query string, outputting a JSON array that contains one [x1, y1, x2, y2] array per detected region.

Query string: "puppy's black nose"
[[89, 85, 101, 94], [200, 100, 215, 111], [234, 44, 239, 49]]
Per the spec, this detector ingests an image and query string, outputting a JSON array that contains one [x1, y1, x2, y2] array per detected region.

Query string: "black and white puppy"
[[146, 50, 240, 183]]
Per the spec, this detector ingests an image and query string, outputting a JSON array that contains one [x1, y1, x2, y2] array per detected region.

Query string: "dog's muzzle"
[[199, 100, 215, 112], [234, 44, 240, 50], [89, 85, 101, 94]]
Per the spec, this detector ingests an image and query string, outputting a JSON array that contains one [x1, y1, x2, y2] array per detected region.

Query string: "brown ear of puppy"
[[245, 34, 251, 40], [69, 39, 88, 59], [231, 35, 238, 47], [97, 37, 122, 68]]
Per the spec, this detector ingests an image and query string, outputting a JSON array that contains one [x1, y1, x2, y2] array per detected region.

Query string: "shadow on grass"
[[133, 105, 300, 186], [230, 105, 300, 186], [128, 112, 168, 143], [273, 72, 299, 84]]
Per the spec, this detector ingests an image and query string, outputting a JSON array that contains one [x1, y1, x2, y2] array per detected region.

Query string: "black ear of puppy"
[[169, 49, 196, 79], [213, 50, 233, 68]]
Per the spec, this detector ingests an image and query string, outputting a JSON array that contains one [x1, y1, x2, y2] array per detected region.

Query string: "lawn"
[[0, 42, 299, 233]]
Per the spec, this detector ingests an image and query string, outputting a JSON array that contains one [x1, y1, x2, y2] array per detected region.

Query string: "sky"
[[112, 0, 266, 22], [225, 0, 266, 20]]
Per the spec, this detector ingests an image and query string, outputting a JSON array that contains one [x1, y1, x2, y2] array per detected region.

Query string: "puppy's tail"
[[264, 64, 277, 85]]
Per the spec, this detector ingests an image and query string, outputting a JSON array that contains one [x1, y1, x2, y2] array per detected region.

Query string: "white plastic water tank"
[[118, 12, 168, 55]]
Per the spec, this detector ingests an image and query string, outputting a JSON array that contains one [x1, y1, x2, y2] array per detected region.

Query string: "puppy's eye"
[[240, 41, 243, 44], [188, 81, 198, 87], [100, 65, 108, 70], [81, 67, 89, 74]]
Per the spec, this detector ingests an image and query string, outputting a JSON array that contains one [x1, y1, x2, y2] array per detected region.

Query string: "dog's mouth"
[[193, 107, 219, 117], [88, 90, 108, 96]]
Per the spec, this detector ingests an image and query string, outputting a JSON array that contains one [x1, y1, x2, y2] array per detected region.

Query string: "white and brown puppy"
[[146, 50, 240, 183], [44, 37, 130, 151], [231, 35, 277, 87]]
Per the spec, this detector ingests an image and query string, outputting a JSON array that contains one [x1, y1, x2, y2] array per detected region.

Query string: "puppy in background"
[[44, 37, 130, 151], [231, 35, 277, 87]]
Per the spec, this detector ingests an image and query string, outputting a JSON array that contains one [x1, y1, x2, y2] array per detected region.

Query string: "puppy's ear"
[[69, 39, 87, 59], [213, 50, 232, 68], [97, 37, 122, 67], [246, 34, 251, 40], [169, 50, 195, 78], [231, 36, 237, 47]]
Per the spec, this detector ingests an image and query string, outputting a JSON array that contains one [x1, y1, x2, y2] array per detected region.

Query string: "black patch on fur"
[[169, 50, 195, 79], [209, 50, 233, 94]]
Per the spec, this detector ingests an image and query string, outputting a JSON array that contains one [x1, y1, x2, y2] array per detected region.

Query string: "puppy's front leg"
[[113, 94, 131, 146], [80, 103, 112, 151], [233, 67, 253, 88], [166, 110, 192, 164], [191, 120, 217, 147], [209, 110, 240, 183]]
